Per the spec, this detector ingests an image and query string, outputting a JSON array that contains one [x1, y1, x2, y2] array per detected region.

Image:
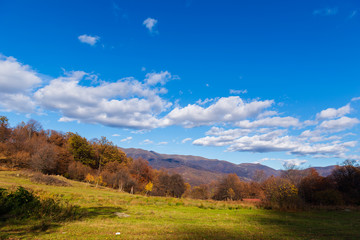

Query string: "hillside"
[[1, 170, 359, 240]]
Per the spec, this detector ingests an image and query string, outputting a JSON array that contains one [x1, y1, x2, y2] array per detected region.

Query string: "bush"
[[0, 186, 80, 221], [314, 189, 344, 206], [31, 172, 71, 187], [261, 176, 302, 210]]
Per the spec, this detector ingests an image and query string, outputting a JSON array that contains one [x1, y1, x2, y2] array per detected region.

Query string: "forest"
[[1, 116, 360, 210]]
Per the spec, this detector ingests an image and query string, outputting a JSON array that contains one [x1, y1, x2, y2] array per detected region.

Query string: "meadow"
[[1, 170, 360, 240]]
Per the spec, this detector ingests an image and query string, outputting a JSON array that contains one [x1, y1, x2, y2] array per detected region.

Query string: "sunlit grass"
[[1, 170, 360, 239]]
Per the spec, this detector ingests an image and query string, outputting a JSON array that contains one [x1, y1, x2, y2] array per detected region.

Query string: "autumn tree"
[[130, 158, 154, 191], [67, 133, 96, 168], [330, 160, 360, 205], [30, 144, 57, 174], [189, 184, 210, 199], [0, 116, 11, 143], [212, 174, 245, 201], [91, 137, 129, 171], [152, 170, 186, 198], [261, 176, 301, 210], [298, 168, 341, 205]]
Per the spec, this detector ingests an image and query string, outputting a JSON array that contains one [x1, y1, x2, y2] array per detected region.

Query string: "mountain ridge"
[[121, 147, 338, 186]]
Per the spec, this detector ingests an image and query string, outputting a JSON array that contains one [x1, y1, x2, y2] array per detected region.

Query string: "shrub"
[[0, 186, 80, 221], [314, 189, 344, 206], [261, 176, 302, 210], [31, 172, 71, 187]]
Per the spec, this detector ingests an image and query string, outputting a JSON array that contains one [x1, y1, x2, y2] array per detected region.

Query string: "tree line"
[[1, 116, 359, 209]]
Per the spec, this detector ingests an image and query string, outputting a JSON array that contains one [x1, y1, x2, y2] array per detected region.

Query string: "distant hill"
[[121, 148, 338, 186], [121, 148, 278, 186]]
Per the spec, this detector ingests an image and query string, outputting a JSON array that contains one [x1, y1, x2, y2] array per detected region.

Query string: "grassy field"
[[0, 171, 360, 240]]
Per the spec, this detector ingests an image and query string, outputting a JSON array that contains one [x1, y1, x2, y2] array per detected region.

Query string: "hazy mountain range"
[[121, 148, 336, 186]]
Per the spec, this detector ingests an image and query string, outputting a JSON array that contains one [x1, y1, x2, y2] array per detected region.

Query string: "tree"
[[91, 137, 129, 171], [0, 116, 11, 142], [169, 174, 186, 198], [298, 168, 339, 205], [330, 160, 360, 204], [145, 181, 153, 195], [30, 144, 57, 174], [212, 174, 245, 201], [67, 133, 96, 168], [261, 176, 300, 210], [130, 158, 154, 185], [152, 171, 186, 198], [189, 184, 210, 200]]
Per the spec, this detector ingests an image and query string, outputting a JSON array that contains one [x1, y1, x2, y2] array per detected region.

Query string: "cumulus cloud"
[[78, 34, 100, 46], [313, 7, 338, 16], [0, 55, 41, 112], [34, 71, 172, 129], [145, 71, 172, 85], [235, 116, 300, 128], [112, 134, 120, 137], [143, 18, 158, 33], [165, 96, 274, 127], [194, 124, 358, 159], [316, 104, 351, 120], [319, 117, 360, 132], [352, 97, 360, 102]]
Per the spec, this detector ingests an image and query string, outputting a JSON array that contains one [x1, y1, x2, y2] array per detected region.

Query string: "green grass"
[[1, 170, 360, 240]]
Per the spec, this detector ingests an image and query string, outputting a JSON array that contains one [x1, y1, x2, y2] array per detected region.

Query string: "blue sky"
[[0, 0, 359, 169]]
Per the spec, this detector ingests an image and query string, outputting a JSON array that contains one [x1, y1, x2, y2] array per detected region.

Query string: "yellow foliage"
[[85, 173, 95, 183], [145, 181, 153, 193]]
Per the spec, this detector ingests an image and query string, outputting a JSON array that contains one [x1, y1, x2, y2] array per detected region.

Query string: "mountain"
[[121, 148, 279, 186], [121, 148, 338, 186], [312, 166, 336, 177]]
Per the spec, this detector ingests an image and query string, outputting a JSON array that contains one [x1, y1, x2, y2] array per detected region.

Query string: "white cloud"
[[0, 55, 41, 93], [195, 98, 215, 105], [143, 18, 158, 33], [194, 124, 358, 159], [78, 34, 100, 46], [165, 96, 274, 127], [352, 97, 360, 102], [282, 159, 307, 167], [120, 136, 132, 142], [319, 117, 360, 132], [157, 141, 168, 145], [0, 55, 41, 112], [142, 139, 153, 144], [112, 134, 121, 137], [181, 138, 192, 144], [313, 7, 338, 16], [34, 71, 172, 129], [145, 71, 172, 85], [235, 116, 300, 128], [316, 104, 351, 120], [230, 89, 247, 94]]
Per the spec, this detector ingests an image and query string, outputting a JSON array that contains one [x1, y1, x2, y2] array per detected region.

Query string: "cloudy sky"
[[0, 0, 359, 169]]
